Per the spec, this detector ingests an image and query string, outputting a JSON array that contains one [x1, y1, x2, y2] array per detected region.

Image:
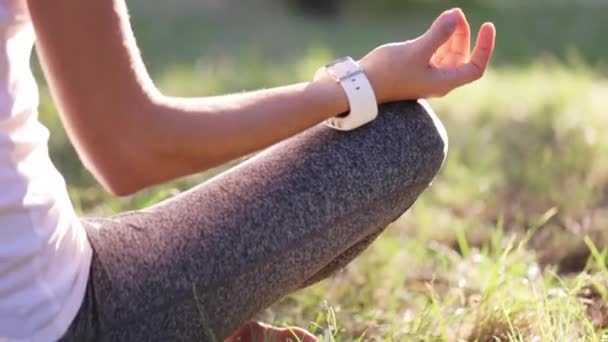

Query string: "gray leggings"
[[61, 100, 447, 342]]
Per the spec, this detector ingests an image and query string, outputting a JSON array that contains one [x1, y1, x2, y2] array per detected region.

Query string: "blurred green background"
[[37, 0, 608, 340]]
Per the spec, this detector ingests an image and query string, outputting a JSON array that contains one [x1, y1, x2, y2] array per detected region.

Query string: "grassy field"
[[37, 1, 608, 340]]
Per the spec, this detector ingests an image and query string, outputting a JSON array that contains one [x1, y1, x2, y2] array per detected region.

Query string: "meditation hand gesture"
[[360, 8, 496, 102]]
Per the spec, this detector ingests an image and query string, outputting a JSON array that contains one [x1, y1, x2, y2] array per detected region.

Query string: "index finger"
[[433, 8, 472, 67], [434, 22, 496, 87]]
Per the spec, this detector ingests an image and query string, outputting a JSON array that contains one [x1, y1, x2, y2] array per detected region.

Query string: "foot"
[[224, 321, 318, 342]]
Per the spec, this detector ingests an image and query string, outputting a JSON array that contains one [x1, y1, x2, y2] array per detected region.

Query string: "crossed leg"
[[62, 100, 447, 342]]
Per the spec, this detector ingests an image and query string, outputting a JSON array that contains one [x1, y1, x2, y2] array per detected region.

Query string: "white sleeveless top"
[[0, 1, 92, 341]]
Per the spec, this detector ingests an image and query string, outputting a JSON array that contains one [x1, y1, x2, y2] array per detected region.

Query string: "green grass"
[[37, 1, 608, 340]]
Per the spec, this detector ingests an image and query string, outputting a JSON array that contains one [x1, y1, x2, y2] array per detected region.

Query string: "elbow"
[[88, 155, 148, 197], [102, 174, 142, 197], [83, 98, 161, 196], [80, 136, 155, 197], [64, 83, 167, 196]]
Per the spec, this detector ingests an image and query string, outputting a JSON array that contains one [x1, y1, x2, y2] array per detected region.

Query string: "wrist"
[[358, 58, 387, 104], [314, 57, 379, 131], [309, 75, 350, 120]]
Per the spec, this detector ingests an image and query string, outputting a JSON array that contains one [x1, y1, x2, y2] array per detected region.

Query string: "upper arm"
[[27, 0, 158, 194]]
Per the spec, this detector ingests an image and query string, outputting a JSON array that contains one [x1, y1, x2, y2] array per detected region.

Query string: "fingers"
[[441, 9, 471, 66], [470, 22, 496, 73], [418, 9, 460, 58], [433, 22, 496, 88]]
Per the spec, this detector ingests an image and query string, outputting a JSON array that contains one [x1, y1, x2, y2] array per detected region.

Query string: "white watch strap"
[[316, 57, 378, 131]]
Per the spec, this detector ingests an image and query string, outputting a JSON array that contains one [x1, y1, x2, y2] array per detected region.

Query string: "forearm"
[[27, 0, 494, 195], [135, 79, 349, 191], [27, 0, 343, 194]]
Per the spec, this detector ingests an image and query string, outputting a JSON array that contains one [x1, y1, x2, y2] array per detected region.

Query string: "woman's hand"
[[359, 8, 496, 103]]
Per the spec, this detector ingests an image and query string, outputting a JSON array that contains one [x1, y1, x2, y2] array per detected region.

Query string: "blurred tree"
[[350, 0, 493, 14], [284, 0, 496, 17], [286, 0, 341, 16]]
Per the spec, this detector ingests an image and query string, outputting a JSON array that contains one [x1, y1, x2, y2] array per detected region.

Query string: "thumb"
[[418, 9, 460, 57]]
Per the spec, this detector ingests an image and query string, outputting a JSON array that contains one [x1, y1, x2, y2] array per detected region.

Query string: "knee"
[[374, 99, 448, 183], [415, 99, 449, 165]]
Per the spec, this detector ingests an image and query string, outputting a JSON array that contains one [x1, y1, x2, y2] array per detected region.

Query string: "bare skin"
[[224, 322, 317, 342], [25, 0, 495, 339]]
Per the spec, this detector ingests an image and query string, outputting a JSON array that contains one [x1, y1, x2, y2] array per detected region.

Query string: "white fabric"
[[0, 1, 92, 341]]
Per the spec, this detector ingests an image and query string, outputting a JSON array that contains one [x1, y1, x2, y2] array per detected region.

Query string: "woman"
[[0, 0, 495, 340]]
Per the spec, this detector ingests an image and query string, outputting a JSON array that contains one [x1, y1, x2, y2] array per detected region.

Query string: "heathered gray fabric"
[[60, 100, 447, 342]]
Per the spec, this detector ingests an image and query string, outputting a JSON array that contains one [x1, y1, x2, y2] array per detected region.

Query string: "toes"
[[278, 326, 318, 342], [225, 321, 318, 342]]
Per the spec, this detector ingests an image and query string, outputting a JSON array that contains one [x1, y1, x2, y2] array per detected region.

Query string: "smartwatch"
[[314, 57, 378, 131]]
